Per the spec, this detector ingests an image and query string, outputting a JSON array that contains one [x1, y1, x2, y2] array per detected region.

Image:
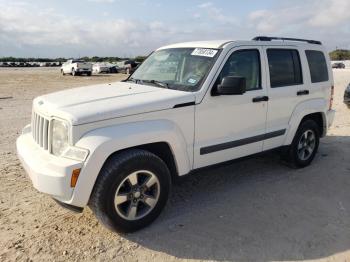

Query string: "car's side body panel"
[[193, 45, 269, 169], [65, 108, 195, 207]]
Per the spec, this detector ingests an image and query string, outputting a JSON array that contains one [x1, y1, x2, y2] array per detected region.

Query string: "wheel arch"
[[284, 99, 328, 145]]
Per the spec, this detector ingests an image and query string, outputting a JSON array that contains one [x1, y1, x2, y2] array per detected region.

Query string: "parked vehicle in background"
[[344, 83, 350, 108], [117, 60, 138, 74], [92, 63, 110, 74], [61, 59, 92, 76], [332, 62, 346, 69], [108, 65, 120, 74], [17, 36, 335, 233]]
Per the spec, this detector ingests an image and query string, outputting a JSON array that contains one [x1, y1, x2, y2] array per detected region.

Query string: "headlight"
[[51, 119, 69, 156], [51, 118, 89, 161]]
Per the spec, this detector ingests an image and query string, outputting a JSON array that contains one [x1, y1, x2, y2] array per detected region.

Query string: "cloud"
[[249, 0, 350, 33], [248, 6, 309, 33], [1, 0, 350, 57], [247, 0, 350, 49], [197, 2, 239, 25], [0, 1, 182, 57], [307, 0, 350, 27]]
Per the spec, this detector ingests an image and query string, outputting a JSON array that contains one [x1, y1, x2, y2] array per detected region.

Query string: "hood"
[[33, 81, 196, 125]]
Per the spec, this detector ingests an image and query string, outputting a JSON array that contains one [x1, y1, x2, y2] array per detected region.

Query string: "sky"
[[0, 0, 350, 58]]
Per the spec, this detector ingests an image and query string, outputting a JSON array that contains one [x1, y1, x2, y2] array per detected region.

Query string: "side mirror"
[[216, 76, 246, 95]]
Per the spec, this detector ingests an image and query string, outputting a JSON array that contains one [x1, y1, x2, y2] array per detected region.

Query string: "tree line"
[[0, 56, 147, 63], [2, 50, 349, 62], [329, 49, 350, 61]]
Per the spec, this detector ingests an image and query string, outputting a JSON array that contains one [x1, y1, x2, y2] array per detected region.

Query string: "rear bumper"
[[16, 132, 83, 201], [76, 68, 91, 72], [326, 109, 335, 128]]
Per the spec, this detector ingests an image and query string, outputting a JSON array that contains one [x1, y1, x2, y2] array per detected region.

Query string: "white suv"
[[17, 37, 335, 232]]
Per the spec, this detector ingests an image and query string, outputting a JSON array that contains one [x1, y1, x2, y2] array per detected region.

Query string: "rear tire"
[[87, 71, 92, 76], [89, 149, 171, 233], [285, 119, 320, 168]]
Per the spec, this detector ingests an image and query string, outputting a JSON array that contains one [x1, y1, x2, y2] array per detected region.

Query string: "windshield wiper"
[[125, 77, 139, 83], [125, 78, 169, 89], [140, 79, 169, 89]]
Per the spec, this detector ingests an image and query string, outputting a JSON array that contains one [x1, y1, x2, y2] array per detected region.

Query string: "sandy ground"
[[0, 67, 350, 262]]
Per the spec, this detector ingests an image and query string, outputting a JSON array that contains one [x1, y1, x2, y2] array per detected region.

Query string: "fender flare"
[[284, 98, 327, 145], [68, 119, 192, 207]]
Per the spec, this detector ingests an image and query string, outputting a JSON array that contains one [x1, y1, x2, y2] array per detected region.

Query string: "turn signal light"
[[71, 168, 81, 187]]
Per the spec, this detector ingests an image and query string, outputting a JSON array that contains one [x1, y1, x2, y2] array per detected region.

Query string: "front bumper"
[[16, 132, 83, 201]]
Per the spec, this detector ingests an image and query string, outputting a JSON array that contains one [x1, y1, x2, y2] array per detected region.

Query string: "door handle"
[[297, 90, 309, 96], [252, 96, 269, 103]]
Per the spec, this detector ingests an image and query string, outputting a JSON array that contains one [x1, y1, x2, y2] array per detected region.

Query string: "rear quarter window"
[[305, 50, 329, 83]]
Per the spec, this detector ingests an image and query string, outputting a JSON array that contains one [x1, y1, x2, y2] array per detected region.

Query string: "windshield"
[[130, 48, 220, 92]]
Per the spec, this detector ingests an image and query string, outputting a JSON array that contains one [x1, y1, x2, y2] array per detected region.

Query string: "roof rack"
[[252, 36, 322, 45]]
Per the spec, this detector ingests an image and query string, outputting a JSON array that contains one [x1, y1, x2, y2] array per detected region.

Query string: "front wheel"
[[285, 119, 320, 168], [89, 149, 171, 233]]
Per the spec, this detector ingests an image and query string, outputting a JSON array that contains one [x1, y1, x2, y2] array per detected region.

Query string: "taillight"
[[329, 85, 334, 110]]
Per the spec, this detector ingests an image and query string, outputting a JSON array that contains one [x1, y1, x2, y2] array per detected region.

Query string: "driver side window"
[[217, 49, 261, 91]]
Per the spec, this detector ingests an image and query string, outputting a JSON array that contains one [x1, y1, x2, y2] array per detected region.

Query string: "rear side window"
[[267, 49, 303, 88], [305, 50, 329, 83]]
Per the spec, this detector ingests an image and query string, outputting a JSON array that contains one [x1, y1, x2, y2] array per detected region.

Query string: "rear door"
[[262, 47, 307, 150]]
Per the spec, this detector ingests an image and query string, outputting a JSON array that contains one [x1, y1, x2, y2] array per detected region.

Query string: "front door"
[[194, 47, 268, 169]]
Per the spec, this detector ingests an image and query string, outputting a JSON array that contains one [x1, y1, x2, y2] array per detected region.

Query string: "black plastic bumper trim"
[[53, 198, 84, 213]]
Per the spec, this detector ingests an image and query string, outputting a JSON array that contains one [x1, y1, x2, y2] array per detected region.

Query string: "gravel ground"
[[0, 67, 350, 262]]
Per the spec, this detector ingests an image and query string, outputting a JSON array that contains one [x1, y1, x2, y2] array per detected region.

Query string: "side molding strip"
[[200, 129, 286, 155], [173, 101, 196, 108]]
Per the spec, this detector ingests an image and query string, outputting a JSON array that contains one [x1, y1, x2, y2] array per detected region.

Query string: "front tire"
[[286, 119, 320, 168], [89, 149, 171, 233]]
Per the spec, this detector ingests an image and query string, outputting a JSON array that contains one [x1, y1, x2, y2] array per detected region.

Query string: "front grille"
[[31, 111, 50, 150]]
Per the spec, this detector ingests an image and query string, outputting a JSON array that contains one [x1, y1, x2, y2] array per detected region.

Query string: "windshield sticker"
[[187, 78, 197, 84], [191, 48, 218, 57]]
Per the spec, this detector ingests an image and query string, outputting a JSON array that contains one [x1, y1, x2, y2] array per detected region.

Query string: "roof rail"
[[252, 36, 322, 45]]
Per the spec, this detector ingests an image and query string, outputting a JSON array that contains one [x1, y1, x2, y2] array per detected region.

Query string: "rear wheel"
[[285, 119, 320, 168], [87, 71, 92, 76], [89, 149, 171, 233]]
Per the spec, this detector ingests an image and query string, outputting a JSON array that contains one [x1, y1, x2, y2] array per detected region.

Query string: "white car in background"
[[92, 63, 110, 74], [61, 59, 92, 76]]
